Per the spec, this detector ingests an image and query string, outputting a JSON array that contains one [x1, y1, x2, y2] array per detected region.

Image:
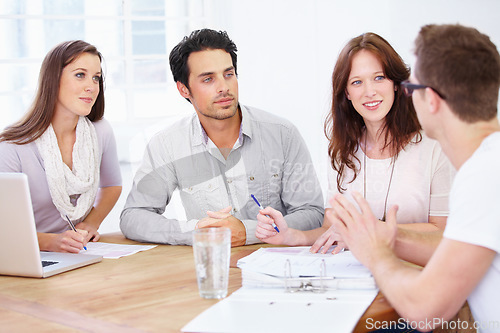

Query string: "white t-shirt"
[[326, 132, 455, 223], [444, 132, 500, 333]]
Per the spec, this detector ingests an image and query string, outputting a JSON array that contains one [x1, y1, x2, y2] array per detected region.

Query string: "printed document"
[[80, 242, 156, 259], [240, 245, 371, 275]]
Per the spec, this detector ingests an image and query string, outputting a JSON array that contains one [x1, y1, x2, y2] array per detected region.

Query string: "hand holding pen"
[[251, 194, 280, 233], [65, 215, 87, 250]]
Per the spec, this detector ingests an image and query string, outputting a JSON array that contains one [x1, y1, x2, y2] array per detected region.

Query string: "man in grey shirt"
[[120, 29, 323, 246]]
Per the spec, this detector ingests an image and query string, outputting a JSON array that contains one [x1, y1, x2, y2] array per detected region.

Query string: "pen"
[[65, 215, 87, 250], [250, 194, 280, 233]]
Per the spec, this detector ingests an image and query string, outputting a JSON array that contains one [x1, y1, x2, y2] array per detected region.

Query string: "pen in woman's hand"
[[65, 215, 87, 250], [250, 194, 280, 233]]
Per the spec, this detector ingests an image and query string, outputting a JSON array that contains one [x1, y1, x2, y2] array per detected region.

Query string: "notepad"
[[80, 242, 157, 259]]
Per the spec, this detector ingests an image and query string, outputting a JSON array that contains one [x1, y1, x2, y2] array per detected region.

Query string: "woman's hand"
[[310, 224, 347, 254], [255, 206, 290, 245], [76, 221, 100, 242], [38, 230, 88, 253], [309, 208, 346, 254]]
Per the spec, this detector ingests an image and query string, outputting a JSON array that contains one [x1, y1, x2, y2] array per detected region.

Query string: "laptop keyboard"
[[42, 260, 58, 267]]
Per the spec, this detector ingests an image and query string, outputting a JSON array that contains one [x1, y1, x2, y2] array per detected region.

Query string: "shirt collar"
[[191, 114, 204, 146], [240, 105, 253, 140]]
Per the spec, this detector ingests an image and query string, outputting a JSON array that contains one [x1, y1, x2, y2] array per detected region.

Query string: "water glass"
[[192, 227, 231, 299]]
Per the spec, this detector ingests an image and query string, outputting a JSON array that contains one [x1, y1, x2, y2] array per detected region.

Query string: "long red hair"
[[324, 33, 421, 192]]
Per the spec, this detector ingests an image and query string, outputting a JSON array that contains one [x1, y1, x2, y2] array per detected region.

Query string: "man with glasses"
[[329, 24, 500, 331], [401, 80, 446, 100]]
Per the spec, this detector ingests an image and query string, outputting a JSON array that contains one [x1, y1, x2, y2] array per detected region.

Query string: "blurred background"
[[1, 0, 499, 233]]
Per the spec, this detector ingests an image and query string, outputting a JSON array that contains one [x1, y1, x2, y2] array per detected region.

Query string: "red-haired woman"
[[256, 33, 454, 261]]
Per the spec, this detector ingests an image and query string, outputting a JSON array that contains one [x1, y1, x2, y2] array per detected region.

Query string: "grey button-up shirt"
[[120, 105, 324, 245]]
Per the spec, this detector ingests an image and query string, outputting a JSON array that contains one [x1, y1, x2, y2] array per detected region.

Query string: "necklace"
[[363, 135, 396, 221]]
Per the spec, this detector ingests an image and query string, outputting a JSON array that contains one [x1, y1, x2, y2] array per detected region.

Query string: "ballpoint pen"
[[65, 215, 87, 250], [250, 194, 280, 233]]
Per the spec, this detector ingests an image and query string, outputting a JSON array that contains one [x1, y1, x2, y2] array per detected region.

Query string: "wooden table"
[[0, 233, 399, 332]]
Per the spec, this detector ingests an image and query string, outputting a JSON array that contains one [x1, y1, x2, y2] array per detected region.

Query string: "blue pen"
[[65, 215, 87, 250], [250, 194, 280, 233]]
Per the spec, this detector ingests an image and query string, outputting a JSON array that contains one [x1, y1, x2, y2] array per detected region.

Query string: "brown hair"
[[169, 29, 237, 89], [414, 24, 500, 123], [324, 32, 421, 192], [0, 40, 105, 144]]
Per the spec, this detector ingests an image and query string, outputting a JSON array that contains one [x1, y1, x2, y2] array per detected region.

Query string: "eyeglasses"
[[401, 80, 446, 99]]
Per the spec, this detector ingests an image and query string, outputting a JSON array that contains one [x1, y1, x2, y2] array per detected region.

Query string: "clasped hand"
[[196, 206, 247, 247]]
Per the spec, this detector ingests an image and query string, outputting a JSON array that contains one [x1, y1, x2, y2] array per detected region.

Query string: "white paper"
[[237, 246, 372, 278], [182, 287, 378, 333], [80, 242, 157, 259]]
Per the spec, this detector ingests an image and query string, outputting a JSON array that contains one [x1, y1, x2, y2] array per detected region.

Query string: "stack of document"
[[237, 246, 376, 291], [182, 246, 379, 333]]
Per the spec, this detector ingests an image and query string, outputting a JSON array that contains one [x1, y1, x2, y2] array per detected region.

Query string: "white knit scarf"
[[36, 116, 100, 222]]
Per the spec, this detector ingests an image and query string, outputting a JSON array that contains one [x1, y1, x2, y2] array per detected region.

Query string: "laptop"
[[0, 172, 102, 278]]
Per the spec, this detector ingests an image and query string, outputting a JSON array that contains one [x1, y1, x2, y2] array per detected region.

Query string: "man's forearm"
[[394, 227, 443, 266], [369, 247, 432, 324], [120, 207, 194, 245]]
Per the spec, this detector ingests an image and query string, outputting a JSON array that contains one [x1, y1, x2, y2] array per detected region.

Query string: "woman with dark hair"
[[0, 40, 122, 253], [256, 33, 454, 255]]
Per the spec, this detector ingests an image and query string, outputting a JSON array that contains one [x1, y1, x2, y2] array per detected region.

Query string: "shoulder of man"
[[241, 104, 297, 132], [148, 114, 197, 142]]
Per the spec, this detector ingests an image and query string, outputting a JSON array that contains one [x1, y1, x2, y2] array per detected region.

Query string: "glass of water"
[[192, 227, 231, 299]]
